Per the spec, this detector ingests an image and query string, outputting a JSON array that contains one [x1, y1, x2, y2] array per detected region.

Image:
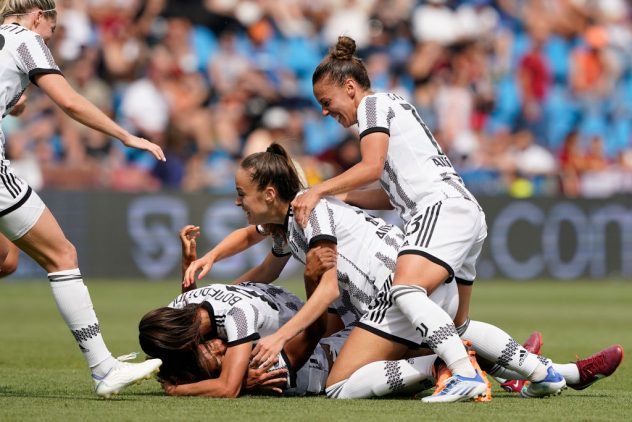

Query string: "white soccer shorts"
[[398, 197, 487, 284], [288, 328, 351, 396], [0, 167, 45, 241], [357, 280, 459, 349]]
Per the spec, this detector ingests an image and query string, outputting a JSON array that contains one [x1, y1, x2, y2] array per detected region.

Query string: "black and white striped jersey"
[[357, 92, 477, 224], [271, 193, 404, 323], [0, 23, 62, 158], [167, 282, 303, 347]]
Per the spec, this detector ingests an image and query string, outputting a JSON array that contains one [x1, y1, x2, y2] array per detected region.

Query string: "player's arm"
[[162, 342, 252, 398], [232, 252, 290, 285], [292, 132, 389, 226], [183, 225, 266, 288], [33, 73, 165, 161], [337, 187, 394, 211], [250, 240, 339, 367]]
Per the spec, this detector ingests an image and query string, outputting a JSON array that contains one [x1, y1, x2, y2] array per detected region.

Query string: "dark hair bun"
[[331, 36, 356, 61]]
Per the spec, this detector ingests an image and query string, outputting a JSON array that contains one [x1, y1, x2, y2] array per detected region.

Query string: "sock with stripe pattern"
[[48, 269, 115, 377], [391, 284, 476, 378]]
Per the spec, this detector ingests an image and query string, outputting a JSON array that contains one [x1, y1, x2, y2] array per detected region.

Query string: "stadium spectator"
[[2, 0, 632, 197]]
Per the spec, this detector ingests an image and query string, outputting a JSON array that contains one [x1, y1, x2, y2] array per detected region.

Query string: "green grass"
[[1, 279, 631, 421]]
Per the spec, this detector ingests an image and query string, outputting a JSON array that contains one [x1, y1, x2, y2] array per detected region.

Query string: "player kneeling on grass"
[[138, 225, 443, 398]]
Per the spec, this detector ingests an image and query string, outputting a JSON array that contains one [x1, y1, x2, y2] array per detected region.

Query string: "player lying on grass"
[[139, 225, 441, 398], [181, 145, 574, 401], [142, 225, 623, 399]]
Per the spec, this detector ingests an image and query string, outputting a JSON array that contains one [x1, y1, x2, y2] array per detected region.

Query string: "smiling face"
[[313, 77, 359, 128], [235, 166, 275, 225]]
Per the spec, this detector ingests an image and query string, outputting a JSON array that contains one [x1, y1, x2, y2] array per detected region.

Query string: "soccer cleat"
[[467, 349, 492, 402], [501, 331, 543, 393], [94, 354, 162, 398], [422, 371, 488, 403], [520, 366, 566, 398], [567, 344, 624, 391]]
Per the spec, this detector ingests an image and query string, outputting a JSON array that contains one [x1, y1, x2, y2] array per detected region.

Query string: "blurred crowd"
[[4, 0, 632, 198]]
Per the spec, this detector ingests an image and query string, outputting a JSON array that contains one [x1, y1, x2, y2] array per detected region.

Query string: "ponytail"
[[240, 143, 302, 202]]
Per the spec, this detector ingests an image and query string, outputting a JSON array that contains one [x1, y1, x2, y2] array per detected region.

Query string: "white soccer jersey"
[[167, 282, 303, 347], [357, 92, 477, 224], [270, 193, 404, 323], [0, 23, 62, 155]]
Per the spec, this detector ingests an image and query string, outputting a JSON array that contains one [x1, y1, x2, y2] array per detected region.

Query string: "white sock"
[[49, 269, 115, 377], [553, 363, 580, 384], [460, 320, 549, 382], [391, 285, 475, 377], [325, 355, 437, 399]]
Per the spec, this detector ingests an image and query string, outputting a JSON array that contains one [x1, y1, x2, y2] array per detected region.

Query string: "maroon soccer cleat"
[[567, 344, 624, 390], [501, 331, 543, 393]]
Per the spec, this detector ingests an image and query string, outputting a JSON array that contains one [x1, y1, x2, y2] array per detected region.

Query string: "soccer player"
[[0, 0, 165, 397], [151, 226, 623, 399], [139, 281, 337, 397], [290, 35, 565, 401], [140, 224, 440, 398]]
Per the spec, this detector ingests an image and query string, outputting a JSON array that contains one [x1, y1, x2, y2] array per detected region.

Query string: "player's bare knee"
[[0, 253, 19, 277], [51, 240, 79, 270]]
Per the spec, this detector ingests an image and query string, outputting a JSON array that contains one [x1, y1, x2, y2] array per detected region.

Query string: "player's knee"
[[54, 240, 78, 269], [0, 251, 19, 277]]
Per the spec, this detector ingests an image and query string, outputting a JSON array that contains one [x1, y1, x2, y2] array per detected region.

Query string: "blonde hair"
[[0, 0, 56, 23]]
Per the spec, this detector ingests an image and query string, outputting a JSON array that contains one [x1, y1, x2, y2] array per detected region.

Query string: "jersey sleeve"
[[303, 199, 337, 247], [357, 95, 395, 139], [14, 33, 62, 85], [224, 303, 261, 346]]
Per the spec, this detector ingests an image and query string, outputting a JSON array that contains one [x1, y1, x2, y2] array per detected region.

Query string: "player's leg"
[[390, 200, 486, 401], [8, 194, 160, 396], [0, 233, 19, 277], [454, 253, 565, 397], [324, 326, 435, 399], [488, 338, 623, 393]]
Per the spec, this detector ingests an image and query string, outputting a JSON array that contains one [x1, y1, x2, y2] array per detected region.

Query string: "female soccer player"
[[289, 35, 565, 401], [140, 224, 440, 399], [0, 0, 164, 397], [183, 144, 466, 396]]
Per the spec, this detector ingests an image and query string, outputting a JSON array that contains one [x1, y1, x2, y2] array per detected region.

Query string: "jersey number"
[[400, 103, 445, 156]]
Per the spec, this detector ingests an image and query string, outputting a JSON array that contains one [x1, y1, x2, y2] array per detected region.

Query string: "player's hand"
[[122, 134, 166, 162], [9, 94, 27, 116], [183, 254, 215, 289], [180, 225, 200, 265], [160, 380, 178, 396], [305, 246, 336, 281], [243, 357, 287, 395], [291, 188, 321, 228], [250, 334, 286, 369]]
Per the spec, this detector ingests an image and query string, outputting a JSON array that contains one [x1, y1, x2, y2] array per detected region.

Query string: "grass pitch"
[[0, 278, 631, 421]]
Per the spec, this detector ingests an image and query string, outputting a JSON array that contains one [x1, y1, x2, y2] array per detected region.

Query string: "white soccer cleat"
[[93, 354, 162, 398], [422, 372, 487, 403], [520, 366, 566, 398]]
